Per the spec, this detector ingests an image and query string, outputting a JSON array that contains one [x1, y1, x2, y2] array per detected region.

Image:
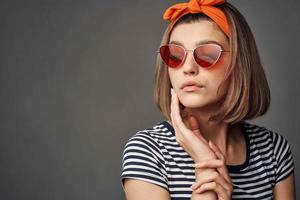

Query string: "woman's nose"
[[182, 51, 199, 76]]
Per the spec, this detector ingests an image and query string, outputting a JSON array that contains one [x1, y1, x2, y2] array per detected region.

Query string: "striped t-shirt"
[[120, 120, 294, 199]]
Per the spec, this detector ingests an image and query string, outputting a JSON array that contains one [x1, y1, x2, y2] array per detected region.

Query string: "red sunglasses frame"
[[157, 43, 230, 69]]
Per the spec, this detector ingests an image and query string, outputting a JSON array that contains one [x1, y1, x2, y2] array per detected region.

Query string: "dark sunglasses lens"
[[194, 44, 221, 68], [159, 45, 185, 68]]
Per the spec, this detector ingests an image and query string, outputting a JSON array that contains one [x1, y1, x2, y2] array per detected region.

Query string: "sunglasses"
[[157, 43, 230, 69]]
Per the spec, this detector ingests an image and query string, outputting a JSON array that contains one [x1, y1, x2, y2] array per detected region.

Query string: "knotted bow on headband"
[[163, 0, 231, 37]]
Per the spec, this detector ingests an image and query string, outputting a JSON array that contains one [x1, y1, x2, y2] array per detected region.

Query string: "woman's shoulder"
[[124, 120, 175, 147], [241, 121, 294, 183], [242, 120, 290, 144], [242, 121, 293, 158], [120, 121, 170, 190]]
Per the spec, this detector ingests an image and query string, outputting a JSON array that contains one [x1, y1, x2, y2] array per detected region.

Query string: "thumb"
[[188, 115, 203, 138]]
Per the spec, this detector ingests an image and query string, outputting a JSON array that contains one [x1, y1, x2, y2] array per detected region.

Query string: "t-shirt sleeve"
[[272, 131, 295, 184], [120, 131, 169, 191]]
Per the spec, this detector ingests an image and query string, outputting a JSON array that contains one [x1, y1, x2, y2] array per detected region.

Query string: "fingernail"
[[194, 163, 202, 168], [191, 183, 196, 189]]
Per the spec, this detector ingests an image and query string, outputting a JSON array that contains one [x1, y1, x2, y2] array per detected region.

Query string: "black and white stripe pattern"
[[121, 121, 294, 199]]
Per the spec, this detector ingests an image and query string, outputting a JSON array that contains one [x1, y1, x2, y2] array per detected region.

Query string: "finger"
[[171, 89, 178, 123], [217, 165, 231, 185], [194, 158, 232, 185], [188, 114, 199, 131], [188, 115, 207, 142], [191, 171, 218, 190], [192, 170, 232, 192], [214, 185, 232, 200], [194, 181, 230, 197], [170, 89, 179, 133], [207, 141, 231, 183], [193, 159, 224, 169], [170, 89, 174, 125], [172, 90, 190, 134], [208, 141, 225, 161], [171, 89, 183, 142], [196, 182, 231, 200], [194, 181, 217, 193], [215, 172, 232, 191]]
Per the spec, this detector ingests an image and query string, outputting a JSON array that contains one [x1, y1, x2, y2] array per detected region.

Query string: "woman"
[[120, 0, 295, 199]]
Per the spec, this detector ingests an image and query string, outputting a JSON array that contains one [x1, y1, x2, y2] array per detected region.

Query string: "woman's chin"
[[179, 95, 205, 107], [180, 99, 209, 109], [179, 95, 218, 110], [180, 97, 223, 112], [182, 103, 207, 109]]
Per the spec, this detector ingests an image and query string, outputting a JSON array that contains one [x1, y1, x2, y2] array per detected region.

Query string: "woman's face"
[[168, 20, 231, 110]]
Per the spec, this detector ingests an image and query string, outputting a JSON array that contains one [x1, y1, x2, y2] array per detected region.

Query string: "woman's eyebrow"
[[169, 40, 223, 47]]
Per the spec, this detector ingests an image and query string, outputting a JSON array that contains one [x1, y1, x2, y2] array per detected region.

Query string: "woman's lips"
[[182, 85, 203, 92], [180, 80, 204, 91]]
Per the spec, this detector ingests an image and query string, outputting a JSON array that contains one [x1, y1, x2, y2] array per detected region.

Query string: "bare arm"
[[123, 179, 171, 200], [273, 172, 296, 200], [123, 169, 217, 200]]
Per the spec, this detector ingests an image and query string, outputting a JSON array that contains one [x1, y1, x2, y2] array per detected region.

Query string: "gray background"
[[0, 0, 299, 199]]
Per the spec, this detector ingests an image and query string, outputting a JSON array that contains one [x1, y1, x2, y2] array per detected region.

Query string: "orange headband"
[[163, 0, 231, 37]]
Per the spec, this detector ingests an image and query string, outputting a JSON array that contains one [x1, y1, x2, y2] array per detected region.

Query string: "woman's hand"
[[170, 88, 215, 162], [191, 141, 233, 200]]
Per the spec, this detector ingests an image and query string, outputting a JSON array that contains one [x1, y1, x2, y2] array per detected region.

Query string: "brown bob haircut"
[[153, 2, 270, 125]]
